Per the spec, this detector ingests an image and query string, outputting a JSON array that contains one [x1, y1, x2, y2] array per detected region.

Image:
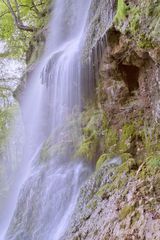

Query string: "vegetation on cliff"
[[0, 0, 51, 58], [0, 0, 51, 211], [65, 0, 160, 239], [0, 0, 51, 144], [0, 0, 160, 238], [114, 0, 160, 48]]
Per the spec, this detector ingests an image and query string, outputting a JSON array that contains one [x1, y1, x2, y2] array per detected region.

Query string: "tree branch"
[[2, 0, 37, 32]]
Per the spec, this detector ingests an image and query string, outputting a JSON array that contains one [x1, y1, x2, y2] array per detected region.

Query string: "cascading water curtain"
[[2, 1, 93, 240]]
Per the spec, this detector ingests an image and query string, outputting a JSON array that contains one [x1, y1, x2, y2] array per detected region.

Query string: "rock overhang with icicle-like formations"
[[81, 0, 160, 122]]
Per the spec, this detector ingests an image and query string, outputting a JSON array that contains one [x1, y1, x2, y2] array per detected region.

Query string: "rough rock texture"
[[83, 0, 116, 60], [99, 26, 160, 123], [65, 159, 160, 240], [64, 0, 160, 239]]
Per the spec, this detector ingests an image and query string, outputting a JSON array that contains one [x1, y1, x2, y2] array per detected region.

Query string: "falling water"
[[1, 0, 93, 239]]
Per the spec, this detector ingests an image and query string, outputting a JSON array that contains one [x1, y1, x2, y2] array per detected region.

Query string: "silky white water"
[[0, 0, 93, 239]]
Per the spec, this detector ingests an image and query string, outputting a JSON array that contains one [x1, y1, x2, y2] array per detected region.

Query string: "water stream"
[[0, 0, 93, 239]]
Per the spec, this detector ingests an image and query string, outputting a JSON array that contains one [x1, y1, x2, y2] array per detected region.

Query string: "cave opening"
[[118, 63, 140, 94], [107, 27, 121, 48]]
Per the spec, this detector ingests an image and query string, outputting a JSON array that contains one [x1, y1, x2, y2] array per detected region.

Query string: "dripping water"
[[0, 0, 116, 239]]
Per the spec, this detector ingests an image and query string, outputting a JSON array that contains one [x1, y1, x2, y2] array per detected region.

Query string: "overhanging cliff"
[[64, 1, 160, 239]]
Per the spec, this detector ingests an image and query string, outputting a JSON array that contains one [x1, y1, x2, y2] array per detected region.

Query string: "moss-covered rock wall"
[[64, 0, 160, 239]]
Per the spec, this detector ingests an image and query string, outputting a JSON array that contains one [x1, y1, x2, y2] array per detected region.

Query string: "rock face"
[[83, 0, 116, 59], [8, 0, 160, 239], [99, 26, 160, 125], [64, 0, 160, 239], [65, 160, 160, 240]]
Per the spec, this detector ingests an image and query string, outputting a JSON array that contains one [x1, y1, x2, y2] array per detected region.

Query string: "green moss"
[[119, 204, 135, 220], [97, 79, 107, 104], [96, 183, 109, 197], [116, 175, 128, 189], [147, 154, 160, 169], [96, 154, 108, 170], [87, 199, 97, 210], [113, 0, 159, 49], [147, 1, 160, 17], [119, 123, 135, 153], [137, 34, 153, 49], [140, 123, 160, 156], [147, 1, 160, 40], [129, 7, 140, 34], [116, 161, 130, 175], [75, 132, 98, 161], [105, 128, 118, 153], [83, 110, 104, 137], [75, 108, 108, 161], [103, 163, 129, 192], [114, 0, 129, 25], [120, 153, 132, 162], [131, 210, 140, 225]]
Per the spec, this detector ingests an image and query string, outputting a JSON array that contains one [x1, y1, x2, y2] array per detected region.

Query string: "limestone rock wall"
[[64, 0, 160, 239]]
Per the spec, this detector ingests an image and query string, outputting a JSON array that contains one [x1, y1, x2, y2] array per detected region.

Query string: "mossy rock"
[[137, 34, 154, 49], [131, 210, 141, 225], [75, 108, 108, 162], [104, 128, 119, 154], [96, 183, 110, 199], [119, 123, 136, 153], [113, 0, 159, 50], [86, 199, 98, 210], [119, 204, 135, 220], [75, 132, 98, 161], [128, 6, 140, 34], [96, 154, 108, 170], [147, 154, 160, 169]]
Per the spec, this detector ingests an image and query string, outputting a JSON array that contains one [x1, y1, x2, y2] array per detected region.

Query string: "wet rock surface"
[[65, 159, 160, 240], [64, 0, 160, 239]]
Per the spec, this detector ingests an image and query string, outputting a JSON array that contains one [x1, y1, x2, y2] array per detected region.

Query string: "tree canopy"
[[0, 0, 51, 57]]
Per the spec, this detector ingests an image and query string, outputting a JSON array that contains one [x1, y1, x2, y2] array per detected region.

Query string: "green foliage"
[[129, 7, 140, 34], [137, 34, 153, 49], [114, 0, 129, 25], [146, 0, 160, 37], [0, 0, 51, 58], [114, 0, 159, 49], [0, 105, 17, 152], [147, 155, 160, 169], [0, 11, 14, 39]]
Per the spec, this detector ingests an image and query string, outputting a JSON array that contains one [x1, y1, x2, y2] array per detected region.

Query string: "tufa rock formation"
[[64, 0, 160, 239]]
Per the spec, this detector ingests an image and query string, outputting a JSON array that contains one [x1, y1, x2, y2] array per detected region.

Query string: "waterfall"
[[1, 0, 94, 239]]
